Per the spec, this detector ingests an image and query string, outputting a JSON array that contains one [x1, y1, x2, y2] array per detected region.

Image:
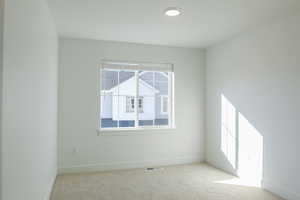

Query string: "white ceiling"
[[48, 0, 300, 48]]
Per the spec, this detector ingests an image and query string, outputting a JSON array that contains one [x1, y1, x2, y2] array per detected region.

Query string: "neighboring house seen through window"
[[138, 97, 144, 113], [161, 95, 168, 114], [126, 96, 135, 113], [100, 61, 174, 130], [126, 96, 143, 113]]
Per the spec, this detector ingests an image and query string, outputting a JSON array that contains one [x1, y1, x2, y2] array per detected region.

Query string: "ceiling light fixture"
[[164, 7, 181, 16]]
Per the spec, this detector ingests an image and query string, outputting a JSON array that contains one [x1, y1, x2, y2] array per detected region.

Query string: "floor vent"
[[145, 167, 164, 172]]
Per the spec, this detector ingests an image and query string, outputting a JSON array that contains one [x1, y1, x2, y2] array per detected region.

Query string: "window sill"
[[97, 126, 176, 136]]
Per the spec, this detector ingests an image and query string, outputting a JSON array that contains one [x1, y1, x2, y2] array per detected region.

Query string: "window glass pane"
[[126, 96, 135, 113], [139, 120, 154, 126], [101, 95, 118, 128], [100, 67, 173, 129], [117, 70, 135, 128], [138, 71, 155, 127], [119, 120, 135, 127], [101, 69, 119, 128], [161, 96, 168, 113], [139, 71, 154, 96], [155, 95, 169, 126], [138, 96, 154, 126], [101, 70, 118, 91], [138, 97, 144, 113], [155, 72, 169, 95], [163, 97, 168, 113], [119, 71, 135, 89], [155, 118, 169, 126]]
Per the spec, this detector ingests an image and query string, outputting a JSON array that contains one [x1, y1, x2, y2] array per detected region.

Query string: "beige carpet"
[[51, 163, 283, 200]]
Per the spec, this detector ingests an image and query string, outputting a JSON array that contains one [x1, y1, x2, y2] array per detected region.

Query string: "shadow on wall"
[[219, 94, 263, 187]]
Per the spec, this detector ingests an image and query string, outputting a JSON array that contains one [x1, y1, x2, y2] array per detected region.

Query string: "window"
[[100, 61, 174, 130]]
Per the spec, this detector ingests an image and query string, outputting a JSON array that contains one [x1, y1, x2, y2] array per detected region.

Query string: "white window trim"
[[99, 60, 175, 132], [98, 126, 176, 136]]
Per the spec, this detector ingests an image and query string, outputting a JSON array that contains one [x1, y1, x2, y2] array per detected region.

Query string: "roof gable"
[[105, 76, 159, 94]]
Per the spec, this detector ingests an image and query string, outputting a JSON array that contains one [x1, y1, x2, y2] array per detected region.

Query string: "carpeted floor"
[[51, 163, 283, 200]]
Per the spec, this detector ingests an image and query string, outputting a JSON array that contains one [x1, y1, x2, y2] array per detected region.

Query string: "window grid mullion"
[[153, 72, 155, 127], [117, 71, 120, 128], [168, 73, 172, 128], [135, 71, 139, 128]]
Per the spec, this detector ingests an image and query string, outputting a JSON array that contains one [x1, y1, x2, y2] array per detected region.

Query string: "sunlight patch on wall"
[[238, 113, 263, 187], [220, 94, 263, 187], [221, 94, 237, 168]]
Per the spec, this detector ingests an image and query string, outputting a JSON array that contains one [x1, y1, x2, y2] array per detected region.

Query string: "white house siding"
[[101, 95, 112, 118], [155, 73, 169, 120], [139, 96, 155, 120], [155, 95, 168, 119], [111, 77, 156, 121]]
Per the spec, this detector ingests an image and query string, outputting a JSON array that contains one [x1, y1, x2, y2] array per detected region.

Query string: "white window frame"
[[99, 60, 175, 132]]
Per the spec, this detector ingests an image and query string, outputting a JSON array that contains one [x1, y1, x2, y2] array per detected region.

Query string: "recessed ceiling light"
[[164, 7, 181, 17]]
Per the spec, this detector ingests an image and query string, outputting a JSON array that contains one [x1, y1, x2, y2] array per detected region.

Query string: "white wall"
[[1, 0, 58, 200], [0, 0, 4, 198], [58, 39, 205, 173], [206, 14, 300, 200]]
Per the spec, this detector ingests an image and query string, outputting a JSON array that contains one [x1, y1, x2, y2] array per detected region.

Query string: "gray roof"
[[102, 71, 168, 94]]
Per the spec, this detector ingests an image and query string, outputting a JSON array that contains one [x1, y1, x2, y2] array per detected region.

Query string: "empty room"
[[0, 0, 299, 200]]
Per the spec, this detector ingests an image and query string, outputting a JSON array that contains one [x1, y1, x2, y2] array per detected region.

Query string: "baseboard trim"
[[58, 156, 203, 174], [44, 175, 57, 200], [262, 179, 300, 200]]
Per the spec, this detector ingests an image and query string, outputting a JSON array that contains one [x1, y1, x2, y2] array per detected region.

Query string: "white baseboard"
[[44, 175, 57, 200], [58, 156, 203, 174], [263, 179, 300, 200]]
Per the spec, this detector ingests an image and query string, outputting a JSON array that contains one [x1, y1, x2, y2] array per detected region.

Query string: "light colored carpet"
[[51, 163, 283, 200]]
